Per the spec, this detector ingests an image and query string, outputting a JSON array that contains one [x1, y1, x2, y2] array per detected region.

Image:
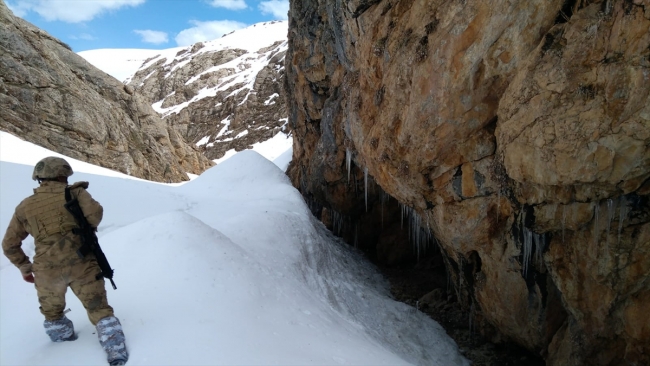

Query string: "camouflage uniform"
[[2, 180, 114, 324], [2, 157, 128, 365]]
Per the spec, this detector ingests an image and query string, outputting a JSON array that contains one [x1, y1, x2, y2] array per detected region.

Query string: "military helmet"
[[32, 157, 74, 181]]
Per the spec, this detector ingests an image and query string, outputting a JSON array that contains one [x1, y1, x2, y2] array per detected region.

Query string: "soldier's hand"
[[23, 273, 35, 283]]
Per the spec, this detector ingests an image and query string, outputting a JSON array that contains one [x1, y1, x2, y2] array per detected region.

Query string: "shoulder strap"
[[70, 181, 89, 190], [65, 186, 72, 203]]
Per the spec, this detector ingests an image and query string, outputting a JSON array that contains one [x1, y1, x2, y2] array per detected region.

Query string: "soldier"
[[2, 157, 128, 366]]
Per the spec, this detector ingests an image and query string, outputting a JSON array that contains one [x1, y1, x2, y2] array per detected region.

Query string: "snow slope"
[[141, 21, 287, 118], [77, 48, 172, 83], [0, 133, 468, 366]]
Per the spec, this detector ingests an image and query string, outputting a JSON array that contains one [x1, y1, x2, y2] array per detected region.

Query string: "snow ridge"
[[1, 134, 468, 366]]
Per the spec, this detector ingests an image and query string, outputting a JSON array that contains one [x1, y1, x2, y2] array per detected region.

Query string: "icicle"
[[606, 198, 615, 248], [618, 196, 628, 246], [562, 205, 567, 244], [346, 148, 352, 183], [425, 219, 432, 252], [533, 233, 546, 268], [411, 209, 421, 260], [381, 192, 385, 228], [446, 263, 451, 293], [364, 167, 369, 213], [335, 211, 339, 235], [469, 302, 476, 336], [406, 207, 412, 242], [541, 234, 546, 266], [332, 210, 346, 237], [523, 228, 533, 277], [457, 256, 464, 302], [398, 204, 432, 261], [411, 209, 416, 256], [593, 201, 600, 247]]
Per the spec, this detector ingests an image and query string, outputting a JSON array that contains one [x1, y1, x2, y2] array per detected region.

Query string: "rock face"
[[126, 22, 290, 161], [285, 0, 650, 364], [0, 1, 212, 182]]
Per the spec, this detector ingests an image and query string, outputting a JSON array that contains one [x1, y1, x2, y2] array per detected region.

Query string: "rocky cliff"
[[285, 0, 650, 364], [125, 22, 289, 161], [0, 1, 212, 182]]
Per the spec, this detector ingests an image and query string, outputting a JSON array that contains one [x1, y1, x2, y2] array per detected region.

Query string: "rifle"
[[64, 187, 117, 290]]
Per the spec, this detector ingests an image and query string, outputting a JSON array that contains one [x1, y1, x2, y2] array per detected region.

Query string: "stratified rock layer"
[[0, 1, 212, 182], [285, 0, 650, 364]]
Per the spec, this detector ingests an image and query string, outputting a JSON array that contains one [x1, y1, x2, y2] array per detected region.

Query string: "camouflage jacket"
[[2, 181, 103, 274]]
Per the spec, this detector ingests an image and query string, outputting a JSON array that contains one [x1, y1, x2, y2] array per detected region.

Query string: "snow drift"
[[0, 133, 467, 365]]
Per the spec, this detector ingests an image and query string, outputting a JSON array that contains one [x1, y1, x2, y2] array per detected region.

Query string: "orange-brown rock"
[[285, 0, 650, 364]]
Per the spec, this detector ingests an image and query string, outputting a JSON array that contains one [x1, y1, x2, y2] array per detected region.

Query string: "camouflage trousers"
[[34, 259, 114, 325]]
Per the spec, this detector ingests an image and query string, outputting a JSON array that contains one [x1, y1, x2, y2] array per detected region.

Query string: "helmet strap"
[[37, 177, 60, 184]]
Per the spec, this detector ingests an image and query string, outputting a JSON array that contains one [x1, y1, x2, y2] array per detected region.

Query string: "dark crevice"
[[541, 33, 556, 53], [622, 0, 641, 15], [415, 36, 429, 63], [425, 19, 440, 35], [554, 0, 578, 24], [352, 0, 383, 18], [381, 2, 393, 16], [464, 251, 482, 290], [603, 0, 616, 15], [484, 116, 498, 135]]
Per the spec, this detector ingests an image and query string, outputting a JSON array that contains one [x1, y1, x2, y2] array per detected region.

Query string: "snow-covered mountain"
[[0, 2, 212, 183], [79, 21, 290, 163], [0, 131, 468, 366]]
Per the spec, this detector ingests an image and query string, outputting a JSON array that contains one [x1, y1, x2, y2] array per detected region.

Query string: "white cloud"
[[70, 33, 97, 41], [134, 29, 169, 45], [258, 0, 289, 20], [5, 0, 145, 23], [175, 20, 247, 46], [5, 1, 28, 17], [206, 0, 247, 11]]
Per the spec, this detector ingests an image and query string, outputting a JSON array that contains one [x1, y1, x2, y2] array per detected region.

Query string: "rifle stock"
[[64, 188, 117, 290]]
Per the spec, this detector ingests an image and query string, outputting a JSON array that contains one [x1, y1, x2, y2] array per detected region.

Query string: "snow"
[[77, 49, 174, 83], [79, 21, 288, 118], [213, 131, 293, 168], [215, 117, 231, 138], [197, 21, 287, 54], [264, 93, 279, 105], [249, 132, 293, 163], [76, 22, 293, 176], [0, 132, 468, 365], [0, 132, 143, 181], [195, 135, 210, 147]]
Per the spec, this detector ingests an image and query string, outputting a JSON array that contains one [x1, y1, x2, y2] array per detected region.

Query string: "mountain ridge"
[[79, 21, 291, 163], [0, 0, 212, 182]]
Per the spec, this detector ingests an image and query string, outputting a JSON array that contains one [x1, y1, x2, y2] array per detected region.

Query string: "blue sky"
[[5, 0, 289, 51]]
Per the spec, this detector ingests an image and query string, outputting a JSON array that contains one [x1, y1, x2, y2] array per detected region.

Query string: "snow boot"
[[96, 316, 128, 365], [44, 316, 77, 342]]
